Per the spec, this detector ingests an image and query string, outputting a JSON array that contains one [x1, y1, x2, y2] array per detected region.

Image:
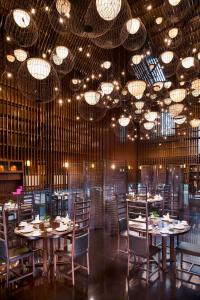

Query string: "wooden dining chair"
[[0, 207, 35, 287], [116, 194, 127, 253], [136, 186, 147, 201], [53, 199, 91, 285], [18, 192, 35, 224], [127, 200, 161, 283], [176, 215, 200, 284]]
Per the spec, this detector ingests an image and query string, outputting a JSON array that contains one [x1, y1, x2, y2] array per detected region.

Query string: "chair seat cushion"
[[120, 230, 127, 237], [176, 242, 200, 257], [9, 246, 32, 261]]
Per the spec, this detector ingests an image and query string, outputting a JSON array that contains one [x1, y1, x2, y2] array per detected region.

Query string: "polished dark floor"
[[1, 229, 200, 300]]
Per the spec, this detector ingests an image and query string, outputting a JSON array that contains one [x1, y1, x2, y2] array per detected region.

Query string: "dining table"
[[129, 216, 191, 271], [14, 218, 74, 275]]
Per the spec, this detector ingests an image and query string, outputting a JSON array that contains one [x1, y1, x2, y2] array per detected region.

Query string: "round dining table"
[[129, 217, 191, 271], [14, 219, 73, 275]]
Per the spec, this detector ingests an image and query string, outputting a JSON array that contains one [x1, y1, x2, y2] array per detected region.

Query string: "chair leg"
[[32, 253, 35, 278], [127, 252, 130, 276], [6, 262, 9, 288], [117, 234, 120, 252], [86, 251, 90, 275], [180, 253, 183, 269], [53, 255, 57, 277], [72, 258, 75, 286], [146, 258, 150, 284]]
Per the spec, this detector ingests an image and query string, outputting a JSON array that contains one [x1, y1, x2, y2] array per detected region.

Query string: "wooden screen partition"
[[0, 78, 137, 198]]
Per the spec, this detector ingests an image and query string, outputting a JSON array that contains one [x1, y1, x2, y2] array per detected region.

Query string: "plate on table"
[[134, 217, 146, 222], [20, 227, 34, 234], [160, 228, 169, 234], [174, 224, 185, 230], [19, 222, 28, 227], [55, 226, 68, 232], [32, 231, 41, 237], [162, 218, 173, 223], [31, 220, 42, 224]]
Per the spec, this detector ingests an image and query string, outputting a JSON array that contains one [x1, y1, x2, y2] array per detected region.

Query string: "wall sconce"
[[91, 163, 95, 169], [64, 162, 69, 168], [139, 165, 142, 170], [183, 164, 186, 168], [159, 165, 162, 169], [0, 165, 4, 171], [111, 164, 116, 170], [26, 160, 31, 167], [128, 165, 131, 170]]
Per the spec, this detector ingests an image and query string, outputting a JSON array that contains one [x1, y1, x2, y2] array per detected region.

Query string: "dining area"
[[1, 0, 200, 299]]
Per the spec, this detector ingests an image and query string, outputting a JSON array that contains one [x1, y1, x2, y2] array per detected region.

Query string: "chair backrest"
[[18, 192, 35, 223], [116, 194, 127, 233], [163, 184, 180, 218], [136, 186, 147, 201], [127, 200, 149, 258], [72, 199, 91, 257], [0, 207, 8, 260]]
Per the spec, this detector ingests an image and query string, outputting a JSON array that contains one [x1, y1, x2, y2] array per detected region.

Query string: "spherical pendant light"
[[181, 57, 194, 69], [56, 0, 71, 17], [118, 115, 130, 127], [27, 58, 51, 80], [169, 103, 184, 117], [190, 119, 200, 128], [5, 9, 38, 47], [161, 51, 174, 64], [168, 27, 178, 39], [56, 46, 69, 60], [14, 49, 28, 62], [135, 101, 144, 110], [6, 55, 15, 63], [191, 90, 200, 98], [84, 91, 101, 105], [174, 115, 186, 125], [131, 54, 142, 65], [17, 59, 60, 103], [159, 51, 178, 78], [164, 98, 172, 105], [168, 0, 182, 6], [169, 88, 187, 102], [69, 78, 82, 91], [52, 54, 63, 66], [135, 109, 142, 115], [13, 9, 30, 28], [100, 82, 114, 95], [69, 0, 114, 38], [50, 46, 74, 76], [144, 122, 155, 130], [78, 98, 107, 122], [127, 80, 146, 98], [163, 0, 190, 23], [96, 0, 122, 21], [48, 0, 72, 34], [122, 18, 147, 51], [163, 27, 182, 49], [92, 0, 131, 49], [101, 61, 112, 69], [176, 57, 199, 81], [191, 78, 200, 92], [164, 81, 173, 89], [144, 112, 158, 122], [153, 82, 164, 92]]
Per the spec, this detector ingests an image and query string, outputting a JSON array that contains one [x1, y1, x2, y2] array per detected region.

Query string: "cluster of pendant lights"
[[3, 0, 200, 134]]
